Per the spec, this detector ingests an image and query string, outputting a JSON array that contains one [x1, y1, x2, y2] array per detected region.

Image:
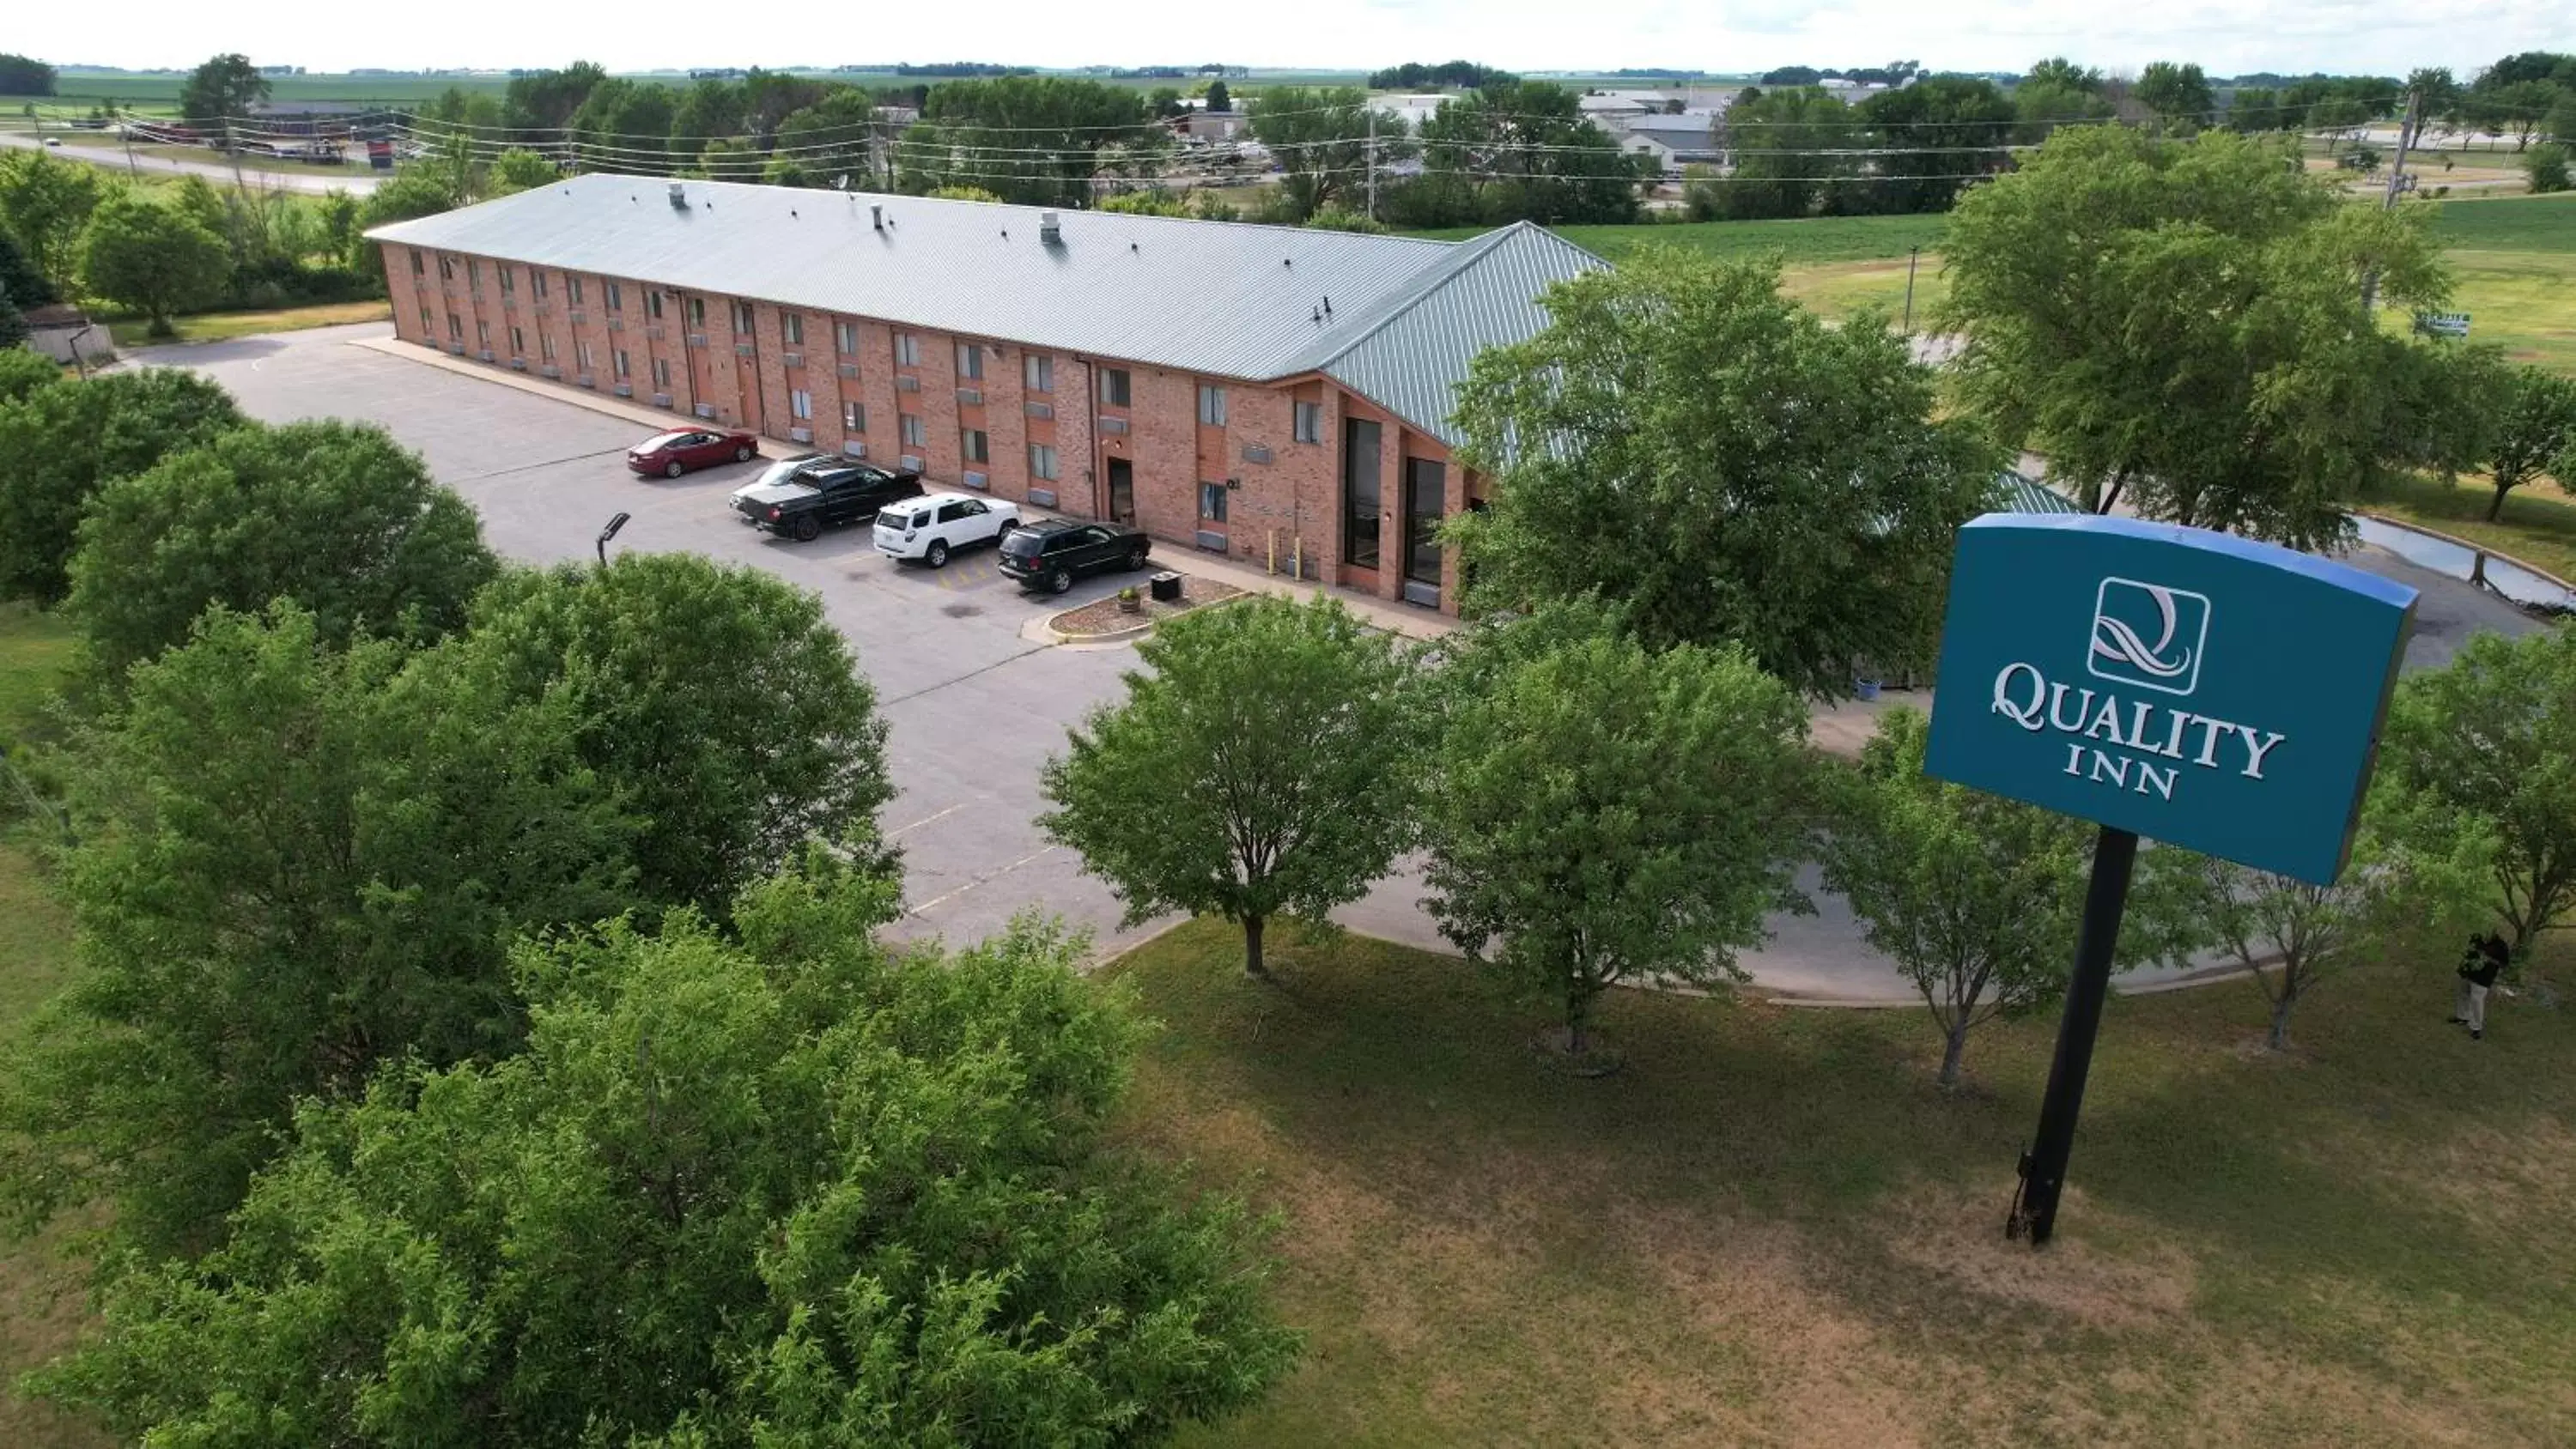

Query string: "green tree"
[[925, 184, 1005, 203], [2380, 627, 2576, 961], [1247, 85, 1381, 220], [447, 554, 894, 913], [76, 191, 231, 336], [0, 367, 243, 603], [2470, 78, 2561, 149], [1042, 596, 1417, 979], [1711, 86, 1856, 218], [483, 147, 560, 197], [1449, 249, 2000, 698], [667, 76, 750, 167], [2525, 141, 2571, 193], [32, 859, 1297, 1442], [1099, 187, 1188, 215], [2225, 86, 2284, 133], [0, 343, 54, 403], [1303, 204, 1388, 232], [1939, 126, 2453, 550], [66, 419, 498, 679], [1421, 613, 1810, 1060], [2142, 791, 2490, 1050], [776, 88, 885, 188], [897, 76, 1154, 207], [502, 60, 608, 131], [0, 287, 23, 350], [0, 53, 58, 96], [0, 605, 637, 1252], [568, 77, 680, 173], [1206, 78, 1232, 112], [2547, 92, 2576, 145], [0, 227, 53, 307], [1820, 707, 2104, 1086], [0, 148, 106, 294], [2024, 57, 2105, 94], [1408, 81, 1639, 226], [2133, 61, 2216, 130], [176, 52, 270, 130], [1855, 75, 2016, 213], [2472, 365, 2576, 518], [760, 153, 813, 187], [356, 163, 465, 227]]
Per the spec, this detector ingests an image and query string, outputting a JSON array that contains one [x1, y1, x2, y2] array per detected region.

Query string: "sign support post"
[[2010, 824, 2138, 1245]]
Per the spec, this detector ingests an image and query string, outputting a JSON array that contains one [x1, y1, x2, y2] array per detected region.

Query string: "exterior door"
[[1341, 419, 1382, 572], [1108, 458, 1136, 524], [1402, 457, 1445, 603]]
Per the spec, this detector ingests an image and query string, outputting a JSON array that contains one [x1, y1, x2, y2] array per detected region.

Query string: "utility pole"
[[1902, 245, 1921, 334], [2360, 85, 2423, 313], [1365, 106, 1378, 222]]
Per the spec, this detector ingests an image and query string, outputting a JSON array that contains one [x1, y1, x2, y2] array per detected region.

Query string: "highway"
[[0, 127, 380, 196]]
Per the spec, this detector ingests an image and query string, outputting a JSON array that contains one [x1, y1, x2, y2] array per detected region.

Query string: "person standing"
[[2453, 933, 2507, 1040]]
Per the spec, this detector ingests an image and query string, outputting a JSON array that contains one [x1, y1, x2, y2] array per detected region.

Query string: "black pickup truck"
[[731, 458, 924, 541]]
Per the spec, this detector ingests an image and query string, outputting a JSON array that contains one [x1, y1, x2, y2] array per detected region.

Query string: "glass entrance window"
[[1341, 419, 1382, 569], [1404, 458, 1445, 586]]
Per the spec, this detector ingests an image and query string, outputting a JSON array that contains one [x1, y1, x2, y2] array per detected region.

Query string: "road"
[[0, 128, 380, 196], [138, 324, 2548, 1003]]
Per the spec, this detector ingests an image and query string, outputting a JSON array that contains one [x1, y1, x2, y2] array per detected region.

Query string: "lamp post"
[[595, 511, 631, 567], [1902, 245, 1921, 334]]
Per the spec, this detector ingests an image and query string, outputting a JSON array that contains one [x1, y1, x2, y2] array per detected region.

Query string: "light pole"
[[1901, 245, 1921, 334], [595, 511, 631, 567]]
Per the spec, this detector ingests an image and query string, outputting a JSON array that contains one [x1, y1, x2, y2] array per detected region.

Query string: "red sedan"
[[626, 427, 759, 478]]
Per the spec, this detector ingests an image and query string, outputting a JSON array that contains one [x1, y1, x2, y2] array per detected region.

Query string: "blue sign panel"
[[1923, 514, 2417, 885]]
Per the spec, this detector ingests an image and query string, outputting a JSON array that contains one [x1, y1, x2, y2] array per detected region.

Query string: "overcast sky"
[[14, 0, 2570, 80]]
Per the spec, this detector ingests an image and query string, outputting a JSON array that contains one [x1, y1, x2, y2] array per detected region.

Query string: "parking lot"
[[155, 323, 1181, 955]]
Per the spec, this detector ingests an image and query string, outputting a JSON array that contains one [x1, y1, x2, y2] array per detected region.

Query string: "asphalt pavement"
[[0, 129, 381, 196], [137, 324, 2548, 1003]]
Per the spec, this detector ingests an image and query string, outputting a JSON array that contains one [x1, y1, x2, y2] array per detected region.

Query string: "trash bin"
[[1853, 676, 1881, 700], [1149, 571, 1183, 603]]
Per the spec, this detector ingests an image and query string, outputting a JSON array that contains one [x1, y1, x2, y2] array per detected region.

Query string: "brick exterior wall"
[[389, 244, 1468, 614]]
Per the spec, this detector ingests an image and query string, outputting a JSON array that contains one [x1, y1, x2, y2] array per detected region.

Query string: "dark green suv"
[[999, 519, 1152, 592]]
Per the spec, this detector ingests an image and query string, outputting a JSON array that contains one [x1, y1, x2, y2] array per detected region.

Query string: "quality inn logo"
[[2087, 578, 2208, 697]]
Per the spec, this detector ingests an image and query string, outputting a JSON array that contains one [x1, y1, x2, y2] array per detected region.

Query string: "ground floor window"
[[508, 325, 525, 355], [653, 357, 672, 390], [1342, 418, 1382, 568], [900, 414, 926, 447], [843, 401, 865, 433], [447, 312, 462, 340], [539, 333, 556, 362], [1405, 458, 1445, 587], [420, 305, 433, 334], [613, 349, 630, 379], [578, 341, 594, 371], [476, 322, 491, 349], [1200, 481, 1229, 523], [792, 389, 814, 421], [1029, 443, 1058, 480]]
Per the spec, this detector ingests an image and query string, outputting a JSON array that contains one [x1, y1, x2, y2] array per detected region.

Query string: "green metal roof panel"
[[1996, 470, 2082, 514], [1307, 222, 1607, 449], [368, 173, 1467, 385]]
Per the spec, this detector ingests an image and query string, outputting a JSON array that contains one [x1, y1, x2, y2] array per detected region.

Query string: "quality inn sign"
[[1926, 515, 2416, 888]]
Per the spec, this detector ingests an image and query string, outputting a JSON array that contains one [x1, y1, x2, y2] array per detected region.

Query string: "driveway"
[[141, 324, 2548, 1003]]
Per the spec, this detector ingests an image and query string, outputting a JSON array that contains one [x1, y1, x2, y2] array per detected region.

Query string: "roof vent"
[[667, 181, 686, 209], [1039, 210, 1060, 242], [870, 203, 883, 231]]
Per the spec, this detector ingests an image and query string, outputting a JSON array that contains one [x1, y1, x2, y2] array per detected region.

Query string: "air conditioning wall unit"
[[896, 376, 920, 392], [836, 362, 860, 379], [1195, 530, 1228, 553], [781, 352, 803, 369], [901, 454, 924, 472], [611, 382, 634, 397], [687, 332, 708, 348], [957, 388, 982, 406], [651, 392, 672, 408], [1242, 444, 1273, 464], [841, 440, 867, 458], [508, 358, 527, 371], [1099, 417, 1129, 435], [789, 427, 813, 444], [538, 363, 562, 379], [735, 343, 756, 358], [1024, 402, 1054, 420], [477, 349, 495, 362], [576, 373, 596, 389], [962, 470, 987, 490], [1027, 488, 1057, 509], [694, 403, 719, 419]]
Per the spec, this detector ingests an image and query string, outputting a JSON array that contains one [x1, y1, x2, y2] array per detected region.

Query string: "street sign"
[[1925, 514, 2415, 886], [1922, 513, 2417, 1246], [2415, 311, 2470, 337]]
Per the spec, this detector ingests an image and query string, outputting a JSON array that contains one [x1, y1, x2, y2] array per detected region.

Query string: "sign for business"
[[2415, 312, 2471, 338], [1923, 514, 2417, 886]]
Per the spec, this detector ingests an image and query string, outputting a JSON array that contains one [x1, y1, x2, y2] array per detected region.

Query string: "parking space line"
[[905, 844, 1062, 919], [888, 802, 969, 840]]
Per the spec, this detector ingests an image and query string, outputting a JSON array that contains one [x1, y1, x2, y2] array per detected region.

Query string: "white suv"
[[873, 492, 1021, 567]]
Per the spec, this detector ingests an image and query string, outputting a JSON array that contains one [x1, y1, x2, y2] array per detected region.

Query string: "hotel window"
[[1099, 367, 1130, 406], [613, 349, 631, 379], [835, 320, 858, 355], [842, 400, 866, 433], [895, 332, 921, 367], [1197, 385, 1227, 426], [1024, 352, 1053, 392], [410, 251, 425, 276], [568, 275, 584, 305], [782, 312, 805, 346], [605, 281, 623, 312], [793, 389, 815, 421], [652, 357, 671, 390], [733, 300, 756, 334], [447, 312, 462, 339], [437, 256, 454, 281], [687, 296, 706, 327], [960, 427, 988, 464], [467, 259, 481, 288], [419, 304, 433, 333], [956, 341, 983, 380], [1029, 443, 1058, 480], [532, 270, 549, 299], [508, 325, 525, 355], [539, 332, 556, 362], [499, 267, 515, 295], [578, 341, 594, 370], [646, 290, 665, 320], [1294, 400, 1323, 444], [1200, 482, 1229, 523], [476, 321, 491, 349], [900, 413, 927, 448]]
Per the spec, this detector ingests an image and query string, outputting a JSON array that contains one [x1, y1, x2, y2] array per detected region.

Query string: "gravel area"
[[1048, 573, 1244, 637]]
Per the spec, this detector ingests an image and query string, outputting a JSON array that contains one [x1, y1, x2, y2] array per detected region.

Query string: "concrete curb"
[[349, 334, 698, 434], [1040, 579, 1255, 646], [2353, 510, 2576, 597]]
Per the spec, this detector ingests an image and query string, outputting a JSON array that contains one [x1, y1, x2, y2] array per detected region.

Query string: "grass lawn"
[[106, 299, 391, 349], [0, 606, 106, 1449], [2359, 472, 2576, 585], [2427, 195, 2576, 377], [1110, 919, 2576, 1447], [1408, 211, 1949, 268]]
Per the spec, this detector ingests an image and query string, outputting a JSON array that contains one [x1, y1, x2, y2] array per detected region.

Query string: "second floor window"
[[1100, 367, 1131, 407], [733, 300, 756, 334], [956, 342, 984, 380], [783, 312, 805, 346], [896, 333, 921, 367], [1295, 401, 1324, 444], [1197, 385, 1227, 427], [835, 320, 858, 355]]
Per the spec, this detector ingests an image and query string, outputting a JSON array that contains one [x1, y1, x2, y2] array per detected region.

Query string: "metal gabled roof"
[[367, 173, 1466, 385], [1303, 221, 1608, 449], [1996, 469, 2082, 514]]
